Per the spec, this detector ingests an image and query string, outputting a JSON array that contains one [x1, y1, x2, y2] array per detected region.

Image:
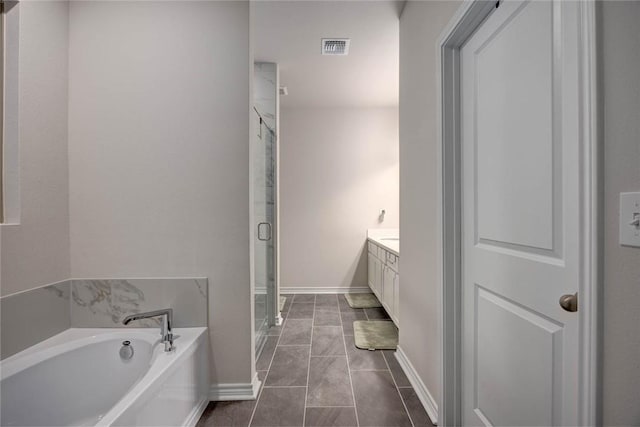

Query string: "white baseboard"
[[395, 345, 439, 425], [280, 286, 371, 294], [209, 373, 261, 401], [184, 398, 209, 427]]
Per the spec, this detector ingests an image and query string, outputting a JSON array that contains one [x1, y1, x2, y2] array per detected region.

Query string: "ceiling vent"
[[321, 38, 350, 56]]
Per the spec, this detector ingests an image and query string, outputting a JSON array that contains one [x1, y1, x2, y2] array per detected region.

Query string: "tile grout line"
[[304, 405, 358, 409], [247, 298, 289, 427], [343, 368, 390, 371], [307, 355, 350, 358], [381, 350, 416, 427], [339, 294, 361, 427], [302, 294, 316, 427], [262, 385, 308, 388]]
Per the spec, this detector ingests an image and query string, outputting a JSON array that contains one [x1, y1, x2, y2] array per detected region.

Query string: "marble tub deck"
[[197, 293, 433, 427]]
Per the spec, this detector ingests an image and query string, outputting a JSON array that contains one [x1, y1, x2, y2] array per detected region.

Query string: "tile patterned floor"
[[197, 294, 434, 427]]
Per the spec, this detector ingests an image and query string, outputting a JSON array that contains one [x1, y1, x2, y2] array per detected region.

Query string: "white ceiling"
[[253, 1, 402, 108]]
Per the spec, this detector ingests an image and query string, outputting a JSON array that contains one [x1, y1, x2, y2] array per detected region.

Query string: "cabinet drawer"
[[369, 242, 385, 260], [386, 252, 398, 270], [368, 241, 379, 256], [378, 246, 387, 260]]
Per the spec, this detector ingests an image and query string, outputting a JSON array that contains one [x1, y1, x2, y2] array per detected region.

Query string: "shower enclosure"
[[253, 110, 277, 356], [253, 62, 279, 358]]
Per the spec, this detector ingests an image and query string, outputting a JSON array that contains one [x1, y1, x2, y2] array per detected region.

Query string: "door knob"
[[559, 292, 578, 312]]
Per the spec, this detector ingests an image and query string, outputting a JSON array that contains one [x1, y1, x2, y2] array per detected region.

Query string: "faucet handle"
[[121, 309, 174, 352], [164, 334, 174, 352]]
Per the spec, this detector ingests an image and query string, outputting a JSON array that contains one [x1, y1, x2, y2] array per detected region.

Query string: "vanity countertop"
[[367, 229, 399, 256]]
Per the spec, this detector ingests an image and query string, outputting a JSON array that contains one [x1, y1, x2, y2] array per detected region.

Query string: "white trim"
[[274, 63, 281, 333], [183, 398, 209, 427], [436, 1, 601, 426], [577, 2, 602, 424], [1, 1, 20, 224], [436, 3, 496, 424], [280, 286, 371, 294], [275, 313, 284, 326], [249, 57, 257, 383], [395, 346, 438, 425], [209, 374, 261, 401]]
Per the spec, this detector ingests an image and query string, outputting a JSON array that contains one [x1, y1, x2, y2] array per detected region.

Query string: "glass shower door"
[[254, 110, 277, 357]]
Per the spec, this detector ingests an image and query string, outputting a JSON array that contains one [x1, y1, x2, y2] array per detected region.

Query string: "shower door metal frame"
[[254, 108, 279, 334], [262, 118, 278, 330]]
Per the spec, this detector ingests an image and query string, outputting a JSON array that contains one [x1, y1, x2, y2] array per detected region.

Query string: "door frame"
[[435, 1, 601, 425]]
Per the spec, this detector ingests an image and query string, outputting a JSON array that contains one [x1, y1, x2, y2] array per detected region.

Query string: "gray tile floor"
[[197, 294, 434, 427]]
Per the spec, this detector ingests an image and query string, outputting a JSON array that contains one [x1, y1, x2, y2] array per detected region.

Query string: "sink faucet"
[[123, 308, 174, 352]]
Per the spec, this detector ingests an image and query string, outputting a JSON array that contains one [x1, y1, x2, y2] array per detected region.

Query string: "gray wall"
[[279, 107, 399, 291], [398, 0, 461, 404], [67, 1, 252, 385], [0, 1, 71, 297], [0, 281, 70, 360], [601, 2, 640, 425]]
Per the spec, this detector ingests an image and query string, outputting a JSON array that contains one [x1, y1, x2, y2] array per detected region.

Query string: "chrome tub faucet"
[[123, 308, 174, 352]]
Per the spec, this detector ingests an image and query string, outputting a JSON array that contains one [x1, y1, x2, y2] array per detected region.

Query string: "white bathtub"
[[0, 328, 209, 427]]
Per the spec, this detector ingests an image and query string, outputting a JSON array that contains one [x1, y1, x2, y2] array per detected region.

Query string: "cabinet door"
[[393, 272, 400, 326], [374, 257, 383, 299], [367, 251, 375, 290], [369, 252, 382, 299], [383, 265, 395, 317]]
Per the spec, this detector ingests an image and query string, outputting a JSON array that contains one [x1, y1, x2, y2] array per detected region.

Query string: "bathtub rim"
[[1, 327, 207, 376], [1, 328, 161, 380]]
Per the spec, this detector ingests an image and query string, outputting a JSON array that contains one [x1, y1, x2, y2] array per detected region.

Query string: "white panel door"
[[461, 1, 581, 425]]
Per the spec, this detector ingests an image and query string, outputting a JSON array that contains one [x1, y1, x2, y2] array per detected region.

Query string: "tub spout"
[[123, 309, 174, 352]]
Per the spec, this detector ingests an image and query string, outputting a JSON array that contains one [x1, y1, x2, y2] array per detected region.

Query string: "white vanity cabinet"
[[367, 240, 399, 327]]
